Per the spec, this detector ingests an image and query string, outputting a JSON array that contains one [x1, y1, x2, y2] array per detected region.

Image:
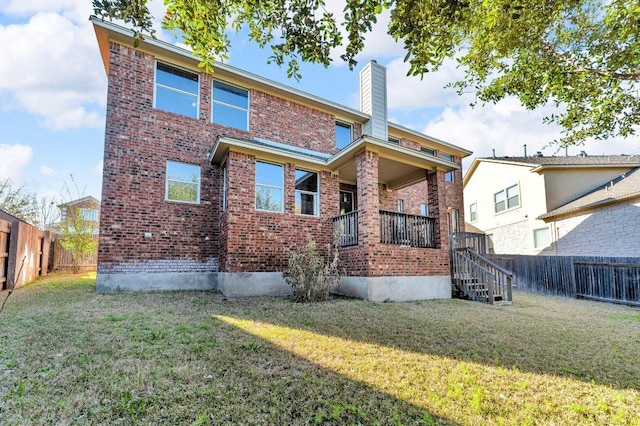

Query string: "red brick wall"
[[222, 151, 339, 272], [99, 40, 463, 279]]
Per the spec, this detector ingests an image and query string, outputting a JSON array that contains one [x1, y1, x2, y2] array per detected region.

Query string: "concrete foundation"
[[217, 272, 292, 298], [336, 275, 451, 302], [96, 271, 451, 302], [96, 272, 217, 292]]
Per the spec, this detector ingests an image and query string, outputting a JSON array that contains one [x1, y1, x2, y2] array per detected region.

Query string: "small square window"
[[166, 161, 201, 204], [534, 227, 551, 249], [335, 122, 352, 149]]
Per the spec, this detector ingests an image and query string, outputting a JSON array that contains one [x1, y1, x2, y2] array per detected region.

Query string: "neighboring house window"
[[222, 161, 228, 211], [295, 169, 319, 216], [534, 227, 551, 249], [420, 203, 429, 216], [166, 161, 201, 204], [335, 121, 352, 149], [421, 147, 436, 156], [439, 153, 455, 182], [388, 137, 401, 146], [469, 202, 477, 222], [255, 161, 283, 212], [80, 209, 98, 222], [154, 62, 199, 118], [494, 183, 520, 213], [212, 80, 249, 130]]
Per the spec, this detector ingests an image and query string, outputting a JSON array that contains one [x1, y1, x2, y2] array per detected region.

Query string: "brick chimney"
[[360, 60, 388, 141]]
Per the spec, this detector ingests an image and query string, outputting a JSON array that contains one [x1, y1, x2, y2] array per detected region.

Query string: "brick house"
[[92, 18, 471, 301]]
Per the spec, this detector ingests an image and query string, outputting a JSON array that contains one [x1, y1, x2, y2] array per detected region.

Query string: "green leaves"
[[93, 0, 640, 147]]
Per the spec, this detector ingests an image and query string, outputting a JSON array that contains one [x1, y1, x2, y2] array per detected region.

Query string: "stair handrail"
[[452, 246, 513, 303]]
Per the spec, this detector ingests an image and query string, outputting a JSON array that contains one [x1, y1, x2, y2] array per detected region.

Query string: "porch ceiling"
[[209, 135, 459, 191], [330, 136, 459, 190]]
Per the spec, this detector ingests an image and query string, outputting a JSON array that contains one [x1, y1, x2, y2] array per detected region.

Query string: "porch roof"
[[210, 135, 460, 190]]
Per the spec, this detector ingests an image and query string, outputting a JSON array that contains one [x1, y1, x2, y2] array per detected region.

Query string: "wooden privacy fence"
[[488, 255, 640, 306], [0, 217, 51, 290], [51, 237, 98, 273]]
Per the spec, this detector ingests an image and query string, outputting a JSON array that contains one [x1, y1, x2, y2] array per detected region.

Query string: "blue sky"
[[1, 0, 638, 203]]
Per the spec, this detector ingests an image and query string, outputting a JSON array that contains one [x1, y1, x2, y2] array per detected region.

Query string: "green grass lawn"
[[0, 273, 639, 425]]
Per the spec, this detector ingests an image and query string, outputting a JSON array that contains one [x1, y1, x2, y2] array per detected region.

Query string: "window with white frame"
[[388, 137, 401, 146], [80, 209, 98, 222], [534, 227, 551, 249], [397, 199, 404, 213], [155, 62, 199, 118], [255, 161, 283, 212], [420, 203, 429, 216], [166, 161, 201, 204], [295, 169, 319, 216], [494, 183, 520, 213], [212, 80, 249, 130], [469, 202, 477, 222], [439, 153, 456, 182], [335, 121, 352, 149]]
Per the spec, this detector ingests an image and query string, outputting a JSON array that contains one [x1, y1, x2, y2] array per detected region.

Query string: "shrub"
[[283, 238, 340, 302]]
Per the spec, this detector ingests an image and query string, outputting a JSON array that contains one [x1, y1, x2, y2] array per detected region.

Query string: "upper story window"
[[166, 161, 201, 204], [420, 203, 429, 216], [212, 81, 249, 131], [439, 153, 456, 182], [421, 147, 436, 156], [295, 169, 319, 216], [388, 137, 401, 146], [469, 202, 477, 222], [255, 161, 283, 212], [80, 209, 98, 222], [335, 121, 352, 149], [155, 62, 199, 118], [494, 183, 520, 213]]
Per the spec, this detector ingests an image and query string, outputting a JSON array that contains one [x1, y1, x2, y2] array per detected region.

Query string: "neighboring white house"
[[463, 155, 640, 255]]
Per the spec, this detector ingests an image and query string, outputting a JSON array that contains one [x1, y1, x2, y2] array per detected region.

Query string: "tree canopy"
[[93, 0, 640, 146], [0, 178, 37, 225]]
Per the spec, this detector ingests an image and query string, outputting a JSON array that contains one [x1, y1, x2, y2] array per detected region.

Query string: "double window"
[[295, 170, 319, 216], [80, 209, 98, 222], [255, 161, 284, 212], [155, 62, 199, 118], [335, 121, 352, 149], [166, 161, 201, 204], [494, 184, 520, 213], [212, 81, 249, 130]]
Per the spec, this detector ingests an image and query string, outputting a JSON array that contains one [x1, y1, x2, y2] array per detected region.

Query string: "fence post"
[[569, 256, 577, 298]]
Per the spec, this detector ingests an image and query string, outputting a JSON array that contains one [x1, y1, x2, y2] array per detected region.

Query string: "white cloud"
[[386, 57, 467, 110], [0, 144, 32, 181], [0, 12, 107, 130], [40, 165, 57, 176], [93, 160, 104, 175]]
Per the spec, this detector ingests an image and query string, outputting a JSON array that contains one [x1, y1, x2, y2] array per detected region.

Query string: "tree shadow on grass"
[[209, 291, 640, 393]]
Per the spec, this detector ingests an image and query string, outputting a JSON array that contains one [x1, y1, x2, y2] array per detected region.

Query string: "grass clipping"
[[283, 238, 340, 302]]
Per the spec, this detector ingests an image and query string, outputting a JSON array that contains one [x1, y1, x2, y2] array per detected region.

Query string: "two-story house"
[[92, 18, 471, 301], [463, 155, 640, 256]]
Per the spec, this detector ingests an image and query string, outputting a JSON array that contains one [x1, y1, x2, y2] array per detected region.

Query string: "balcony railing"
[[332, 210, 359, 247], [379, 210, 436, 248]]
